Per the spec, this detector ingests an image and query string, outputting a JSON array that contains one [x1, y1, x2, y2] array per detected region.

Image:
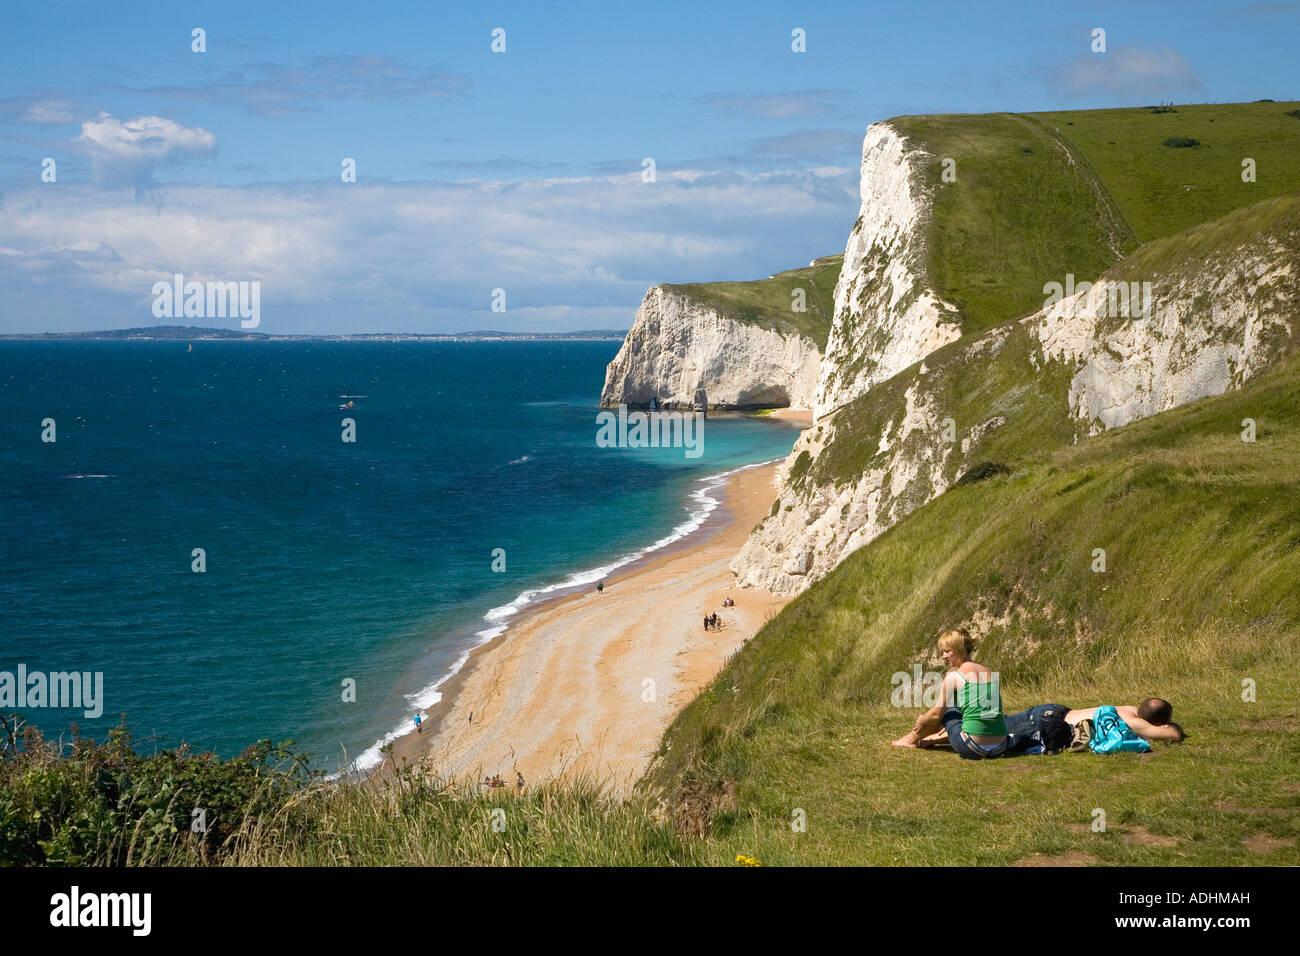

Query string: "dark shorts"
[[942, 708, 1008, 759], [1004, 702, 1071, 754]]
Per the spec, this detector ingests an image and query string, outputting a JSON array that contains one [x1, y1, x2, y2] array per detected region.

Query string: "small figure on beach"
[[516, 771, 525, 792], [481, 774, 491, 788], [597, 580, 604, 595], [413, 712, 423, 734], [468, 710, 473, 724], [723, 597, 734, 607], [703, 614, 710, 632]]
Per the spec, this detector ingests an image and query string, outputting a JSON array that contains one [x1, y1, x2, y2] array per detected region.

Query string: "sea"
[[0, 341, 802, 773]]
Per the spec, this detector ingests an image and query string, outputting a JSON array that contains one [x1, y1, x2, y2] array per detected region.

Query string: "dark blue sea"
[[0, 341, 800, 771]]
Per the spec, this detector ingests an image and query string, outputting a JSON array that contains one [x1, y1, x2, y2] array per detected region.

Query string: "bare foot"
[[891, 735, 919, 748]]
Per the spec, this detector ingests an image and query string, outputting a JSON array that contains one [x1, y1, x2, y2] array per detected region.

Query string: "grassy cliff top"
[[1031, 100, 1300, 243], [647, 348, 1300, 864], [664, 254, 843, 352], [886, 101, 1300, 336], [888, 111, 1134, 336]]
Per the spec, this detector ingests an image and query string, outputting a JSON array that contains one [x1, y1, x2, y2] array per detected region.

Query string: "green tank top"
[[956, 671, 1006, 736]]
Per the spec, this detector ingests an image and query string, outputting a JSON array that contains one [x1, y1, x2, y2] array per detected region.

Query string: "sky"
[[1, 0, 1297, 334]]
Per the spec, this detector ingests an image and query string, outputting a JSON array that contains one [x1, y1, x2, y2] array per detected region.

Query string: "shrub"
[[0, 716, 316, 865], [956, 461, 1012, 486], [788, 450, 813, 484]]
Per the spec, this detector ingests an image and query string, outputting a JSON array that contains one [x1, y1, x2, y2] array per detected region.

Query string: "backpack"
[[1037, 705, 1073, 754], [1006, 703, 1073, 755]]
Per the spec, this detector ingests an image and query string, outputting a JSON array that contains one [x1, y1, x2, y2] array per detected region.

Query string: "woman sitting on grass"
[[891, 628, 1008, 759]]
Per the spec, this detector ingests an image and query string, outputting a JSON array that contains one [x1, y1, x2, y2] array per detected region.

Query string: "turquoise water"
[[0, 341, 800, 771]]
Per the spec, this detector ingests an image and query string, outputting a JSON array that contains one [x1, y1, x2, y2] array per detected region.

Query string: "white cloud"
[[0, 166, 857, 334], [76, 114, 217, 190]]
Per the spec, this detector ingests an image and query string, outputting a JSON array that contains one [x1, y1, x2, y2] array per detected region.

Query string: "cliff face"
[[1036, 246, 1296, 436], [600, 286, 822, 409], [732, 198, 1299, 594], [815, 123, 962, 418], [599, 121, 958, 414]]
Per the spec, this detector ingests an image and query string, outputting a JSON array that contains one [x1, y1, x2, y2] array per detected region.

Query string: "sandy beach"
[[388, 458, 793, 794]]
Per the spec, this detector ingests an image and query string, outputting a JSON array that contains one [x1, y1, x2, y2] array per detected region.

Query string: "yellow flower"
[[734, 854, 761, 867]]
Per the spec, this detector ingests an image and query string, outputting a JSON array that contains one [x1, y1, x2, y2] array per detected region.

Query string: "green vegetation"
[[1031, 101, 1300, 243], [0, 718, 700, 866], [878, 102, 1300, 340], [667, 254, 842, 352], [811, 322, 1078, 490], [889, 112, 1134, 335], [647, 352, 1300, 864], [0, 720, 314, 865], [1110, 191, 1300, 286]]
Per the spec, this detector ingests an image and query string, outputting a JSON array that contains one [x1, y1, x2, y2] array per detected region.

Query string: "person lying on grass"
[[1064, 698, 1185, 750], [918, 697, 1185, 755], [891, 628, 1008, 759]]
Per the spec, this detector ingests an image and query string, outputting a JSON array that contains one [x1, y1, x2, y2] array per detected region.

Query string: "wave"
[[62, 474, 113, 479], [343, 457, 780, 777]]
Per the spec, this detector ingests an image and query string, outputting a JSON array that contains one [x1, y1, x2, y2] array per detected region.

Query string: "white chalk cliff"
[[1035, 249, 1295, 435], [600, 286, 821, 409], [815, 123, 962, 418]]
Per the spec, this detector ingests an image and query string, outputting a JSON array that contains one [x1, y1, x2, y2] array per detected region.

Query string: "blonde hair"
[[937, 627, 975, 658]]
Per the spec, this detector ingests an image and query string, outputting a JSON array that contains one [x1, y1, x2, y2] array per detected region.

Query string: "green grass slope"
[[646, 350, 1300, 865], [890, 112, 1135, 335], [1032, 101, 1300, 244], [666, 254, 842, 352]]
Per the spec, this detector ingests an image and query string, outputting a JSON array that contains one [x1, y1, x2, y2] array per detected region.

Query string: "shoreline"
[[382, 458, 791, 794]]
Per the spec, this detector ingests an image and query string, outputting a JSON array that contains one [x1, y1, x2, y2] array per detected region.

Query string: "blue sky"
[[1, 0, 1297, 333]]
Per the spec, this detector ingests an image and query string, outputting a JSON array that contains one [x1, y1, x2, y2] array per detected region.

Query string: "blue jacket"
[[1089, 705, 1152, 754]]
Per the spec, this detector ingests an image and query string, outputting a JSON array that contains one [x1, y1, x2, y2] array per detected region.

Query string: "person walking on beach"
[[468, 710, 473, 724], [703, 614, 710, 632], [597, 580, 604, 595], [413, 712, 423, 734], [516, 771, 525, 792]]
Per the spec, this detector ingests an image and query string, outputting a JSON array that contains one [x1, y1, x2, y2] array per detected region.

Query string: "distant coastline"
[[0, 324, 629, 342]]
